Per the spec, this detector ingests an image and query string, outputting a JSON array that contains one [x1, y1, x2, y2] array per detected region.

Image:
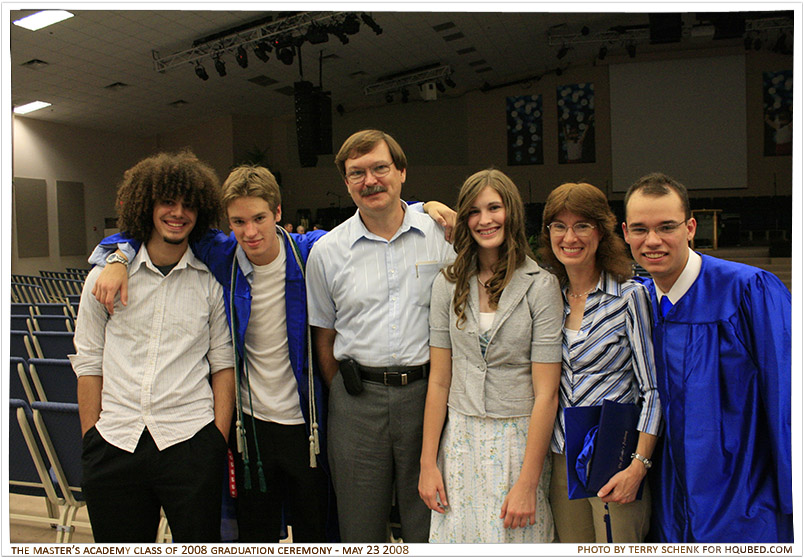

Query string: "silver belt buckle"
[[401, 372, 408, 386], [383, 371, 390, 386]]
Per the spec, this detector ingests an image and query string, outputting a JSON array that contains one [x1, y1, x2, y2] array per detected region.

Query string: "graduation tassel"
[[309, 434, 317, 468], [243, 463, 252, 490], [257, 461, 267, 493], [312, 422, 320, 454], [235, 420, 244, 454]]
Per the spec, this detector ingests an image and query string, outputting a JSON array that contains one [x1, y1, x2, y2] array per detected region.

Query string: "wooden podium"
[[691, 209, 722, 250]]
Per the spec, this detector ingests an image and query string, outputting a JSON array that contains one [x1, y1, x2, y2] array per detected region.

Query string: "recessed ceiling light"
[[21, 59, 49, 69], [14, 101, 51, 114], [13, 10, 74, 31]]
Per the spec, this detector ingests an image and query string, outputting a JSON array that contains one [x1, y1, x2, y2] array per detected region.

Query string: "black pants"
[[81, 422, 228, 543], [234, 419, 329, 542]]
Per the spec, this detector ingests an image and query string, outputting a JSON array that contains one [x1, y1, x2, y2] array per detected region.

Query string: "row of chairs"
[[12, 356, 77, 405], [10, 397, 88, 542], [12, 330, 75, 361], [12, 275, 84, 304], [13, 299, 80, 319], [9, 357, 172, 543], [41, 269, 89, 281], [12, 315, 74, 334]]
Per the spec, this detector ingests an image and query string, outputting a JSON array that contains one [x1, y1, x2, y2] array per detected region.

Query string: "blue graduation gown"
[[640, 254, 792, 543]]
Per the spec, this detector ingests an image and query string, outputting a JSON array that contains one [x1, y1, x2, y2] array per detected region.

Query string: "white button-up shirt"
[[306, 203, 454, 367], [70, 244, 234, 452]]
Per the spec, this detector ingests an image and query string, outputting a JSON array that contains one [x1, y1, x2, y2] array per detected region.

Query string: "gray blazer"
[[429, 257, 563, 418]]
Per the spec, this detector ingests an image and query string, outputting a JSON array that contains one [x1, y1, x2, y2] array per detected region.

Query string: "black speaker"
[[294, 81, 333, 167], [649, 14, 682, 44], [294, 81, 318, 167]]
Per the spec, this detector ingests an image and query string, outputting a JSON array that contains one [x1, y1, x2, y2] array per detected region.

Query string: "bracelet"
[[631, 452, 652, 470]]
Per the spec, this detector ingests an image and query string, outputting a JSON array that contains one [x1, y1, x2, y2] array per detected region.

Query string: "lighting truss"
[[363, 65, 453, 96], [548, 15, 792, 48], [548, 28, 648, 47], [152, 12, 349, 73]]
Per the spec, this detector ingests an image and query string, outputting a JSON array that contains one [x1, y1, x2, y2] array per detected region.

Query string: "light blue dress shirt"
[[306, 203, 454, 367]]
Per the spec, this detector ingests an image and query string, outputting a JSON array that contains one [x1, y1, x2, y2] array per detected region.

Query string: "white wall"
[[11, 117, 155, 275]]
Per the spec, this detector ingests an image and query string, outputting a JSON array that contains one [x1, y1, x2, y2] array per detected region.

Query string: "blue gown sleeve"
[[741, 272, 792, 514], [190, 229, 238, 287], [88, 232, 140, 266]]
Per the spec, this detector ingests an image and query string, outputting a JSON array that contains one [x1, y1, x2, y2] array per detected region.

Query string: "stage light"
[[277, 46, 295, 65], [236, 45, 248, 68], [214, 56, 226, 77], [343, 14, 360, 35], [445, 76, 456, 88], [195, 62, 209, 80], [557, 45, 570, 59], [597, 46, 607, 60], [330, 27, 349, 44], [361, 13, 383, 35], [436, 82, 446, 93], [254, 41, 271, 62]]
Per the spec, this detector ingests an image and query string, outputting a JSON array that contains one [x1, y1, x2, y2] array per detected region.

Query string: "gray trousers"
[[327, 371, 430, 543]]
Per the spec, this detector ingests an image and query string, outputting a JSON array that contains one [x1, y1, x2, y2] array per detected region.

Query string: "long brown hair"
[[537, 182, 632, 285], [444, 169, 531, 328]]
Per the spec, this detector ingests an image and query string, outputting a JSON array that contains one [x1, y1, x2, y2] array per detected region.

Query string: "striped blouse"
[[550, 271, 662, 454]]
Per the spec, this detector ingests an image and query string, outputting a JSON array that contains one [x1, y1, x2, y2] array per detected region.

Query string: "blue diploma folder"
[[564, 400, 643, 500]]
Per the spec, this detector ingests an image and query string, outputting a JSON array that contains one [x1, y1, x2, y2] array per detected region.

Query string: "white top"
[[654, 247, 703, 305], [70, 245, 234, 452], [306, 203, 454, 366], [564, 327, 579, 345], [478, 311, 495, 334], [242, 239, 304, 424]]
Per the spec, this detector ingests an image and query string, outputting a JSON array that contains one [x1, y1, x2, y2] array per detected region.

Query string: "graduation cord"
[[230, 259, 266, 492], [230, 228, 321, 489], [278, 226, 320, 468]]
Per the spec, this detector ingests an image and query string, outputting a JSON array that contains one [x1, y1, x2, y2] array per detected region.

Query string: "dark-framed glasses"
[[547, 221, 597, 237], [625, 220, 688, 239], [345, 163, 393, 185]]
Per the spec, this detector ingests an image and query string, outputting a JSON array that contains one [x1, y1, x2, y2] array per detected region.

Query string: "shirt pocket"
[[412, 261, 442, 306]]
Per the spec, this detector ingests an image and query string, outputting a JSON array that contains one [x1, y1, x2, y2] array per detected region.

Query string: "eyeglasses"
[[345, 163, 393, 185], [625, 220, 688, 239], [547, 222, 597, 237]]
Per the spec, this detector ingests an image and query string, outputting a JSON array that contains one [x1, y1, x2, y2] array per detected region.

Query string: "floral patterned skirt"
[[429, 410, 555, 543]]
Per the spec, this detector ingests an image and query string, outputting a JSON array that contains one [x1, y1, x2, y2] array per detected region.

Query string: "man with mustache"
[[306, 130, 455, 543]]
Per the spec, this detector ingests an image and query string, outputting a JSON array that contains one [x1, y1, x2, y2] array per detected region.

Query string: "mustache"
[[360, 185, 387, 197]]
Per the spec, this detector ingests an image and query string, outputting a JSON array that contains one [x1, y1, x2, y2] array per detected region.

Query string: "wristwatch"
[[631, 452, 652, 470], [105, 253, 129, 267]]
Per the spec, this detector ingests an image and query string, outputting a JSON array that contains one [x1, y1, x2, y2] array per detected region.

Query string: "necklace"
[[567, 286, 595, 298], [477, 276, 490, 289]]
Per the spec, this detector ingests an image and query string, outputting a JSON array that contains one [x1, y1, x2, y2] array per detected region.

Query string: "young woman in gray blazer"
[[419, 169, 563, 542]]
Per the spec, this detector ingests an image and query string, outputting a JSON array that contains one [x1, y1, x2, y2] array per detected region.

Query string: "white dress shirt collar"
[[654, 247, 702, 304]]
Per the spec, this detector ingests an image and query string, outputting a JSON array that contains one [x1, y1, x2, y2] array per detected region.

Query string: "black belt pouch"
[[339, 359, 364, 396]]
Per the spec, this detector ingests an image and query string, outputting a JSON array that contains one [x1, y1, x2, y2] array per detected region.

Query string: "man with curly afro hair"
[[70, 151, 235, 542]]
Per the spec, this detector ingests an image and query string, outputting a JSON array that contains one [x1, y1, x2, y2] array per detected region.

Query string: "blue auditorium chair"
[[28, 359, 77, 404], [31, 331, 75, 360]]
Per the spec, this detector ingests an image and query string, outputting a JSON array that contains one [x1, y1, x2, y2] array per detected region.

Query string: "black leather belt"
[[356, 363, 429, 386]]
